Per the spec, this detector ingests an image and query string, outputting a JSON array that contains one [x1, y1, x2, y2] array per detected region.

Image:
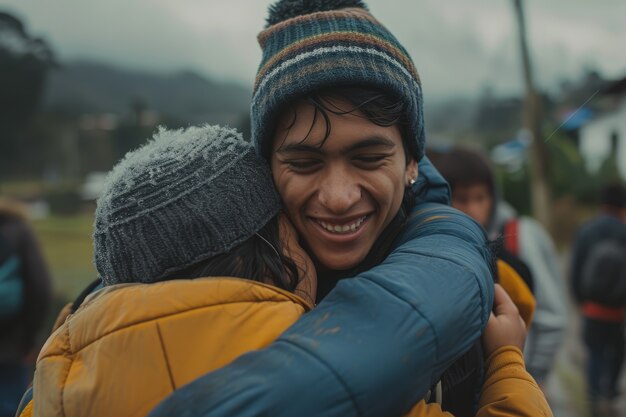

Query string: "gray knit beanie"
[[94, 125, 281, 285]]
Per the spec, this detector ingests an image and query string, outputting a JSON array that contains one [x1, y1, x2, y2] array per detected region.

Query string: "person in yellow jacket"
[[20, 125, 551, 417]]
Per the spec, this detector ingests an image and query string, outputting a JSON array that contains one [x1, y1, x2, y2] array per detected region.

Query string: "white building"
[[579, 85, 626, 179]]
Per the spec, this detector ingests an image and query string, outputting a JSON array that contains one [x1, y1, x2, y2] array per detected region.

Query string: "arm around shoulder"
[[150, 201, 495, 417]]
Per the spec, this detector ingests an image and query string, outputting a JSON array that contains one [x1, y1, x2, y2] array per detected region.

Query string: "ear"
[[405, 159, 418, 186]]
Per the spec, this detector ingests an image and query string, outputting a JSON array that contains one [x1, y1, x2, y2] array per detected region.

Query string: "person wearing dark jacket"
[[0, 199, 51, 417], [148, 1, 496, 416], [571, 183, 626, 414]]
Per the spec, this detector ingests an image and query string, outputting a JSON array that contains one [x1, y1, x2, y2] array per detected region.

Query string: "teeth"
[[318, 216, 367, 234]]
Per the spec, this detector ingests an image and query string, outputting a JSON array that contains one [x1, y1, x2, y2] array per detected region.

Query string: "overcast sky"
[[2, 0, 625, 100]]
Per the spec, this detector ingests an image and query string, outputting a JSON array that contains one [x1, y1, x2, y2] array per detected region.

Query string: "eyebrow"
[[276, 136, 396, 155], [345, 137, 396, 153]]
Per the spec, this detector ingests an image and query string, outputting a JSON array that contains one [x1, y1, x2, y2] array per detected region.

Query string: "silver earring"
[[410, 178, 416, 185]]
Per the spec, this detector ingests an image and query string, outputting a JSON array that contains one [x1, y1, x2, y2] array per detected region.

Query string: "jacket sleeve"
[[477, 346, 553, 417], [396, 346, 554, 417], [149, 198, 494, 417]]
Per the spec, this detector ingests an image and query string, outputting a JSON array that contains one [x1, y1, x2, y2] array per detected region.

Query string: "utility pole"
[[513, 0, 552, 228]]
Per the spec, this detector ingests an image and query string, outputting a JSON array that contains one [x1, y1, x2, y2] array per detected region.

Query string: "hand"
[[482, 284, 527, 356]]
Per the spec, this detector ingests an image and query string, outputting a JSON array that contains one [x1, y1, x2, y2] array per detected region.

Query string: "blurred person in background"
[[428, 147, 536, 330], [0, 198, 51, 417], [430, 146, 568, 388], [570, 182, 626, 415]]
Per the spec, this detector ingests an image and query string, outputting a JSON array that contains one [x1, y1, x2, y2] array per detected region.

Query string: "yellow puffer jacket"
[[30, 277, 311, 417], [26, 276, 549, 417]]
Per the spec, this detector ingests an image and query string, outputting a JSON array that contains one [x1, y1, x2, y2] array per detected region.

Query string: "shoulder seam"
[[41, 300, 294, 358], [155, 322, 176, 390]]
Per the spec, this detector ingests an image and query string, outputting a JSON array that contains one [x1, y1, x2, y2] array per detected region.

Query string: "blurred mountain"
[[41, 60, 251, 126]]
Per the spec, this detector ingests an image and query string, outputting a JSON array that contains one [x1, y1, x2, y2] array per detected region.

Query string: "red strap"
[[504, 219, 519, 256], [582, 302, 626, 322]]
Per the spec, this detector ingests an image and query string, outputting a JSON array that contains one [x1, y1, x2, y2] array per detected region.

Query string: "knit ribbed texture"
[[251, 3, 425, 160], [94, 125, 281, 285]]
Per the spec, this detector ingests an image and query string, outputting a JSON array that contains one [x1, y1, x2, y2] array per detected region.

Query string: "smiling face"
[[271, 98, 417, 271]]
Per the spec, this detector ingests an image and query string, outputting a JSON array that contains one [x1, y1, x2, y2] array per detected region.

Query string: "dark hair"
[[274, 86, 414, 163], [160, 216, 300, 292], [600, 182, 626, 208], [428, 146, 495, 197]]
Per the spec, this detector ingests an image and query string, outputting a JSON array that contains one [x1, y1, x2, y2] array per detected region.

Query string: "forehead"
[[272, 98, 403, 153], [453, 183, 492, 196]]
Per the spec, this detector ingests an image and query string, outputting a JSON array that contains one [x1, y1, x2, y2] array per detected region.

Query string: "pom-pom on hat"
[[265, 0, 369, 26], [94, 125, 281, 285], [251, 0, 425, 161]]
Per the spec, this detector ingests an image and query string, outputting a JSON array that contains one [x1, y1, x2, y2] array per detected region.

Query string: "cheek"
[[451, 199, 469, 213], [272, 169, 309, 218], [378, 165, 408, 201], [272, 165, 295, 200], [363, 169, 406, 215], [479, 200, 493, 221]]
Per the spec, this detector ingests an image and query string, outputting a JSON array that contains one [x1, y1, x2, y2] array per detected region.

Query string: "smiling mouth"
[[315, 216, 368, 234]]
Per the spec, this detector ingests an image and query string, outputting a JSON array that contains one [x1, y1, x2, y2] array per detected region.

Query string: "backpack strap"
[[49, 278, 102, 333], [433, 380, 442, 404], [71, 278, 103, 313], [16, 386, 34, 417], [503, 218, 520, 256], [425, 380, 443, 404]]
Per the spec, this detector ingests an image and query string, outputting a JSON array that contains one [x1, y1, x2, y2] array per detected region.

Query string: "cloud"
[[1, 0, 625, 98]]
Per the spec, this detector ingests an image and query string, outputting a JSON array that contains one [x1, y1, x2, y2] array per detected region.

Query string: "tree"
[[0, 12, 55, 178]]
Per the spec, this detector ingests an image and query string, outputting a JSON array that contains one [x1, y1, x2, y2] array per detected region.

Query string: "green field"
[[32, 213, 97, 302]]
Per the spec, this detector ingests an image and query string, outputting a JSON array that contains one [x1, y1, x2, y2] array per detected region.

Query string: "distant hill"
[[41, 61, 252, 126]]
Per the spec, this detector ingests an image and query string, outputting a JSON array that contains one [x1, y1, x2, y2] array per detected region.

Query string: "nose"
[[317, 164, 361, 214]]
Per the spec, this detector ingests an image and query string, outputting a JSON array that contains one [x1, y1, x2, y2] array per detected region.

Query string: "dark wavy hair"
[[274, 86, 412, 163], [428, 146, 496, 198], [161, 216, 300, 292]]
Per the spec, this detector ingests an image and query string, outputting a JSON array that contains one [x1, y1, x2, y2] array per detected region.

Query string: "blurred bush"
[[45, 188, 82, 216]]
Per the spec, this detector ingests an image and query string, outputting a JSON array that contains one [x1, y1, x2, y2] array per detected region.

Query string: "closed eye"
[[355, 155, 386, 162], [284, 159, 323, 172], [353, 154, 390, 168]]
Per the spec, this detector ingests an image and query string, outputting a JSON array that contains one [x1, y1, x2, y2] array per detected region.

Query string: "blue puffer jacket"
[[149, 157, 495, 417]]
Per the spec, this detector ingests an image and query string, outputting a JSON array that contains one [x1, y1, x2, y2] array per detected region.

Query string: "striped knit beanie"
[[94, 125, 281, 285], [251, 0, 425, 161]]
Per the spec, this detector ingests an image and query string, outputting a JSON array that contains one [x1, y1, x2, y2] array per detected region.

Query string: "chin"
[[316, 252, 366, 272]]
